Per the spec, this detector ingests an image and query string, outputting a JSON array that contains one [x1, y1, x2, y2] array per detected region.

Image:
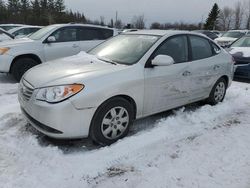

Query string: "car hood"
[[23, 52, 128, 88], [228, 47, 250, 58], [0, 37, 35, 47], [215, 37, 237, 42]]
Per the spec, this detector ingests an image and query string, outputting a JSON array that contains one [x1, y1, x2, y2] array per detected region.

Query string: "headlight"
[[36, 84, 84, 103], [0, 47, 10, 55]]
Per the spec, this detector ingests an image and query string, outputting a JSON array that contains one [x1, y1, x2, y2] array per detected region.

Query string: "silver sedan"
[[18, 30, 234, 145]]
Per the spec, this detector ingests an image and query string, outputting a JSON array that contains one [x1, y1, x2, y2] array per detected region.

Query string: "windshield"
[[222, 31, 245, 38], [89, 34, 159, 65], [231, 37, 250, 47], [29, 25, 57, 40], [0, 26, 21, 31]]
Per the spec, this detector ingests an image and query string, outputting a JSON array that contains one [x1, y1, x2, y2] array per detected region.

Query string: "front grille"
[[20, 79, 34, 101]]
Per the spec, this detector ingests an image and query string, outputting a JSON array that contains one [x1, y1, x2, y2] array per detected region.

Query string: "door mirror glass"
[[47, 36, 56, 43], [151, 55, 175, 66]]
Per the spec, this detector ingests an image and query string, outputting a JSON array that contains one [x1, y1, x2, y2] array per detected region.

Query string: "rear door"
[[186, 35, 222, 102], [43, 27, 81, 61], [78, 27, 114, 51]]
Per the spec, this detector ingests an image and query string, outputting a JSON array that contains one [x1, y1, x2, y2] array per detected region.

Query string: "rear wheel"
[[90, 97, 134, 145], [11, 58, 39, 81], [206, 78, 227, 105]]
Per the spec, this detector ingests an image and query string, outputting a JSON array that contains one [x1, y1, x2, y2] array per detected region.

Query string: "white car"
[[0, 23, 118, 81], [9, 26, 42, 38], [0, 24, 26, 31], [18, 30, 234, 145], [0, 28, 14, 42], [215, 30, 250, 47]]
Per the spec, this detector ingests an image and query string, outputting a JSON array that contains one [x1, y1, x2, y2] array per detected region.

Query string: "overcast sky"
[[64, 0, 240, 25]]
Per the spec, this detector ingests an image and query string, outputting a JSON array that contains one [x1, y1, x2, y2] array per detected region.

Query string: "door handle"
[[72, 44, 79, 48], [182, 71, 191, 76], [213, 65, 220, 70]]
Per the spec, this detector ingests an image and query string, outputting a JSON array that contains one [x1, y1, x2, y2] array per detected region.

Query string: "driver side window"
[[51, 27, 77, 43], [153, 35, 188, 63]]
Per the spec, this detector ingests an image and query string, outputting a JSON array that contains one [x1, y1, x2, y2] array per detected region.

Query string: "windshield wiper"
[[98, 57, 117, 65]]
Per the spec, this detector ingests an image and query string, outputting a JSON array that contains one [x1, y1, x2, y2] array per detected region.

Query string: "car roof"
[[227, 30, 250, 33], [51, 23, 115, 30], [0, 24, 27, 26], [123, 29, 203, 37], [9, 26, 42, 32]]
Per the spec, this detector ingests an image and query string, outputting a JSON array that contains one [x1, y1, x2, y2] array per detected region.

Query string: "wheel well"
[[98, 95, 137, 120], [10, 54, 42, 73], [220, 75, 229, 87], [115, 95, 137, 119]]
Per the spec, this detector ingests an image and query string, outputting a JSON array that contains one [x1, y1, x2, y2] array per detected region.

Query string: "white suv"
[[0, 24, 117, 81]]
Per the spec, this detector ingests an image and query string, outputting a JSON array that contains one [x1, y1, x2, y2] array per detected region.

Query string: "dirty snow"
[[0, 73, 250, 188]]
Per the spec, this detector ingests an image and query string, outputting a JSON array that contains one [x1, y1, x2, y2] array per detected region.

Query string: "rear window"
[[79, 27, 113, 41], [190, 35, 213, 61]]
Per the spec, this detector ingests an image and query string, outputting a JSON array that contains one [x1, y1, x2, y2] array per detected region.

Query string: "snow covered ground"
[[0, 73, 250, 188]]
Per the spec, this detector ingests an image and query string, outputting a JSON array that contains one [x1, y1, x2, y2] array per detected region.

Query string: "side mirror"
[[151, 55, 175, 66], [46, 36, 56, 43]]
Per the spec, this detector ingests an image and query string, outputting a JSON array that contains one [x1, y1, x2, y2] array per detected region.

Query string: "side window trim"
[[145, 34, 190, 68]]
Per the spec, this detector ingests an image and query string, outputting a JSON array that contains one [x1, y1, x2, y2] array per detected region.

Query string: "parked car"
[[0, 28, 14, 42], [215, 30, 250, 47], [8, 26, 42, 38], [227, 35, 250, 79], [0, 24, 26, 31], [211, 30, 225, 37], [0, 23, 118, 81], [18, 30, 234, 145], [122, 29, 139, 33], [193, 30, 218, 40]]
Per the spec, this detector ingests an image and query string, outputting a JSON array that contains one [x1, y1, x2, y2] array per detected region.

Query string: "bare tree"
[[219, 6, 234, 30], [114, 19, 123, 29], [132, 15, 145, 29], [150, 22, 161, 29], [234, 1, 244, 29], [100, 16, 105, 26], [244, 0, 250, 29]]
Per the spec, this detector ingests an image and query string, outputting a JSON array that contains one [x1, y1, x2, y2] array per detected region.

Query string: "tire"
[[206, 77, 227, 105], [90, 97, 134, 145], [11, 58, 39, 81]]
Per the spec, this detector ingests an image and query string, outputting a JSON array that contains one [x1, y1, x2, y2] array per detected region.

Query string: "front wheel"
[[90, 97, 134, 145], [11, 58, 39, 81], [207, 78, 227, 105]]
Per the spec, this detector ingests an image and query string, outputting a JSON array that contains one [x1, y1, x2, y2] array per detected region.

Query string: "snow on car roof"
[[124, 29, 200, 37]]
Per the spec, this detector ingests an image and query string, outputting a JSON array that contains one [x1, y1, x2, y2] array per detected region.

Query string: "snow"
[[229, 47, 250, 58], [0, 73, 250, 188]]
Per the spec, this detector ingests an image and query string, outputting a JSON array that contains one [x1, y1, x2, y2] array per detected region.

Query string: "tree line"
[[1, 0, 250, 31], [0, 0, 87, 25], [150, 0, 250, 31]]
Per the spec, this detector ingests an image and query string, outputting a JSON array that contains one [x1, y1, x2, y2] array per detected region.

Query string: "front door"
[[143, 35, 191, 115], [44, 27, 81, 62]]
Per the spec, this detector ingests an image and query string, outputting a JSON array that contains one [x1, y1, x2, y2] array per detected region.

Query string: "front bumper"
[[0, 54, 14, 73], [18, 83, 97, 139]]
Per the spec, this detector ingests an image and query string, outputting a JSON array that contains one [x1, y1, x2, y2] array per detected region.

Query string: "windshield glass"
[[29, 25, 57, 40], [0, 26, 20, 31], [222, 31, 245, 38], [231, 37, 250, 47], [89, 34, 159, 65]]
